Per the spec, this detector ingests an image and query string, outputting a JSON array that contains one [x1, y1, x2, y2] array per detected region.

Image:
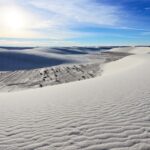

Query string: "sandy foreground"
[[0, 47, 150, 150]]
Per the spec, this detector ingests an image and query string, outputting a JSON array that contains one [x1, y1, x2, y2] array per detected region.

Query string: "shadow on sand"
[[0, 51, 72, 71]]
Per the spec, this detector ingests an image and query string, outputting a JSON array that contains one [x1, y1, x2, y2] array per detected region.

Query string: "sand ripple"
[[0, 51, 150, 150]]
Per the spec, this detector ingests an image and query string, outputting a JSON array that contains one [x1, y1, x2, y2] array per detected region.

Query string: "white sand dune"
[[0, 47, 128, 91], [0, 47, 150, 150], [0, 47, 106, 71], [110, 46, 150, 54]]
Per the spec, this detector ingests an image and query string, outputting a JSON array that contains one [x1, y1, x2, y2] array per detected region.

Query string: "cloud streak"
[[29, 0, 121, 27], [0, 0, 149, 46]]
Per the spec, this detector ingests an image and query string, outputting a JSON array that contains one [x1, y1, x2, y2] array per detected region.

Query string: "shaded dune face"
[[50, 47, 114, 55], [0, 47, 35, 50], [50, 48, 88, 55], [0, 51, 72, 71], [0, 46, 116, 71]]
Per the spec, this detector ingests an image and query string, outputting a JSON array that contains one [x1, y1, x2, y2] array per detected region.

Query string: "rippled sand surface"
[[0, 47, 150, 150]]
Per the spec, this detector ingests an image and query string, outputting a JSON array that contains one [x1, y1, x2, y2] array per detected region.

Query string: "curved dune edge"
[[0, 49, 128, 92], [102, 47, 150, 75], [0, 47, 150, 149]]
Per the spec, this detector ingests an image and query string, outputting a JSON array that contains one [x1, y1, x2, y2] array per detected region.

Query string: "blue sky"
[[0, 0, 150, 46]]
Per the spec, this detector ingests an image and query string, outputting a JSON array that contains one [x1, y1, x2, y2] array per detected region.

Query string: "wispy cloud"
[[0, 0, 124, 45], [141, 32, 150, 35], [0, 38, 78, 47], [145, 7, 150, 10], [29, 0, 121, 27], [0, 0, 149, 46]]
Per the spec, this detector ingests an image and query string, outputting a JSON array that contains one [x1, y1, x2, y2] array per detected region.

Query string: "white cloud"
[[0, 38, 79, 47], [0, 0, 124, 46], [29, 0, 121, 26], [141, 32, 150, 35], [145, 7, 150, 10]]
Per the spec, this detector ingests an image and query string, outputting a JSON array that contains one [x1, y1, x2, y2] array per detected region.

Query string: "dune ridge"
[[0, 47, 128, 91]]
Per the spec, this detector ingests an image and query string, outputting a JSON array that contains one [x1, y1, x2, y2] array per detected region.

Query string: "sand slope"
[[0, 47, 106, 71], [0, 47, 128, 91], [0, 47, 150, 150]]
